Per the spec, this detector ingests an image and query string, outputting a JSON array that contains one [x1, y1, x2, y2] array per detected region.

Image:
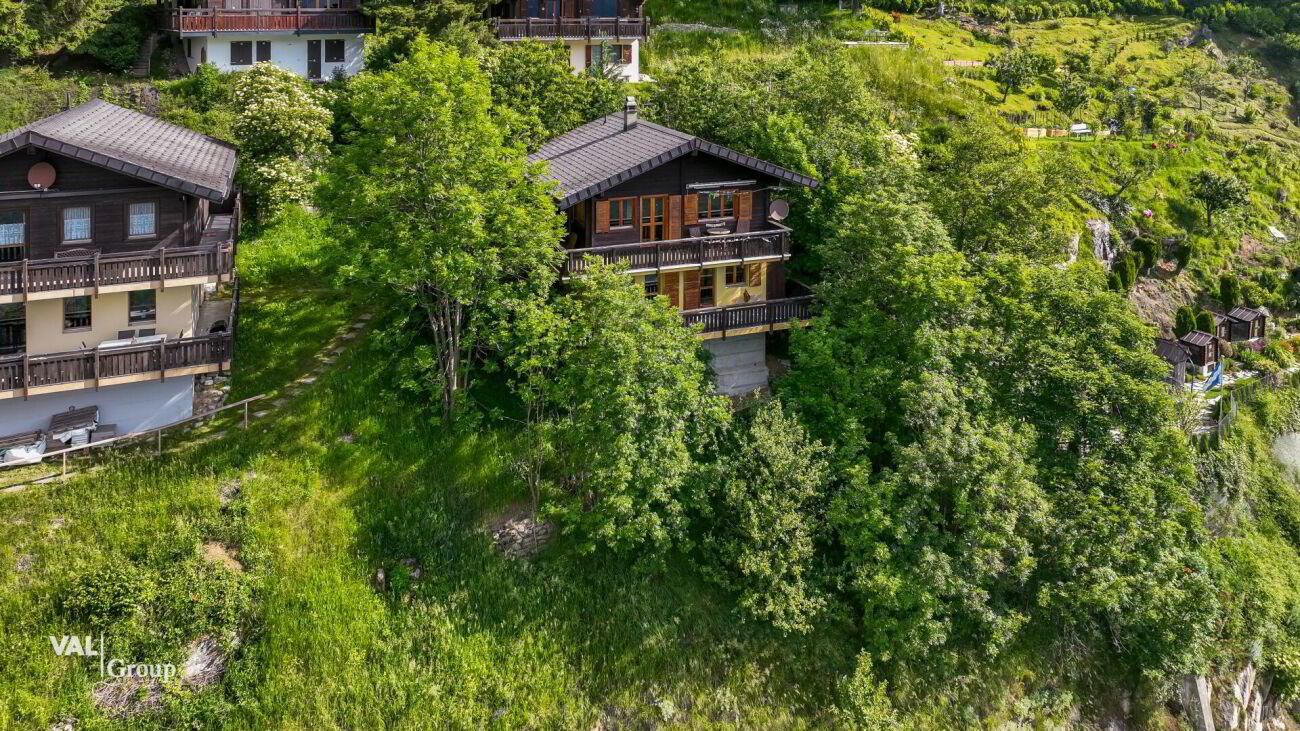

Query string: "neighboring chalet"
[[1227, 306, 1267, 347], [531, 98, 818, 395], [0, 100, 238, 442], [490, 0, 648, 81], [165, 0, 373, 79], [1179, 330, 1220, 376], [1155, 337, 1191, 389]]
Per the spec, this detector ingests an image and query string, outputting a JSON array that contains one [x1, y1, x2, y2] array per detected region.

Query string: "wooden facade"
[[165, 0, 372, 35]]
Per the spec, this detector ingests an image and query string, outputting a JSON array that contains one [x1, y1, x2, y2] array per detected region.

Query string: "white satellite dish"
[[768, 198, 790, 222]]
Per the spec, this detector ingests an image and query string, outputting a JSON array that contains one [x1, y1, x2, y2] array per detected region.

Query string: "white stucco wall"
[[184, 34, 365, 79], [565, 39, 640, 81], [0, 378, 194, 437]]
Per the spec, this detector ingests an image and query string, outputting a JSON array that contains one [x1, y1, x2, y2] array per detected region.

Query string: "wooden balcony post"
[[159, 246, 167, 288], [159, 340, 167, 382], [92, 252, 100, 296], [526, 16, 532, 36], [93, 349, 100, 390], [21, 259, 27, 300], [21, 353, 28, 400], [586, 16, 592, 40]]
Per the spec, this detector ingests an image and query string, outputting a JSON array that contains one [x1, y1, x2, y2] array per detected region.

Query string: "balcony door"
[[0, 303, 24, 356], [640, 195, 666, 242], [307, 39, 322, 80]]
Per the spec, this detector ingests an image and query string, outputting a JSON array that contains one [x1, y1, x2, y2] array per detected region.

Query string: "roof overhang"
[[0, 131, 235, 204], [551, 137, 819, 211]]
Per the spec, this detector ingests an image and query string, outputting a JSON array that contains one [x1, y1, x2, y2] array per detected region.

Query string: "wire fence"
[[1194, 370, 1300, 451]]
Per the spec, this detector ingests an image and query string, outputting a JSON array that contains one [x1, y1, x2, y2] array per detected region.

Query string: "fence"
[[0, 394, 266, 490], [1194, 370, 1300, 450]]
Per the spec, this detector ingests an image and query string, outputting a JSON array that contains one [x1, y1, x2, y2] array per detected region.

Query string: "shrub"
[[1175, 305, 1196, 337]]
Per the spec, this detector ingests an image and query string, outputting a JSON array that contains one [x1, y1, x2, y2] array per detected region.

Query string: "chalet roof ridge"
[[0, 99, 237, 203], [1227, 305, 1265, 321], [531, 111, 818, 210]]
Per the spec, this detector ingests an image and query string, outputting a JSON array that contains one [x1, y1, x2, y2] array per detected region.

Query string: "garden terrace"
[[0, 332, 232, 399], [562, 223, 791, 276], [166, 1, 373, 35], [494, 16, 648, 41]]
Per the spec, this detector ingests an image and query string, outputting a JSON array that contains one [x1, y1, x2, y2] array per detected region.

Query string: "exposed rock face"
[[491, 517, 555, 560], [1182, 675, 1217, 731], [1086, 218, 1116, 268]]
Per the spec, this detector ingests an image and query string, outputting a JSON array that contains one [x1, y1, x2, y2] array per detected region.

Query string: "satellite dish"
[[768, 198, 790, 222], [27, 162, 56, 190]]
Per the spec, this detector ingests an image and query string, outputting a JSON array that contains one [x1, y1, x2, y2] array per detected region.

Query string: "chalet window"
[[643, 273, 659, 297], [230, 41, 253, 66], [699, 268, 715, 307], [698, 192, 735, 220], [608, 198, 635, 228], [724, 264, 746, 288], [63, 296, 91, 331], [128, 289, 157, 325], [128, 201, 157, 238], [588, 44, 630, 68], [256, 41, 271, 63], [325, 39, 346, 63], [62, 206, 91, 243], [0, 210, 24, 255], [0, 303, 24, 355]]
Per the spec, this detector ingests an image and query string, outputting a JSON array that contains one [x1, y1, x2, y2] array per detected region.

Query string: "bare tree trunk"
[[422, 288, 466, 422]]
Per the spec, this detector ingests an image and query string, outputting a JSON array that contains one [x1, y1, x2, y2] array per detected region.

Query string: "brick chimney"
[[624, 96, 638, 131]]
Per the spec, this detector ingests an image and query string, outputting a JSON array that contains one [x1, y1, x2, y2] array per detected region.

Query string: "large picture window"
[[698, 192, 735, 220], [128, 290, 157, 325], [62, 206, 91, 242], [230, 41, 253, 66], [128, 201, 156, 238], [608, 198, 635, 228], [63, 296, 91, 331]]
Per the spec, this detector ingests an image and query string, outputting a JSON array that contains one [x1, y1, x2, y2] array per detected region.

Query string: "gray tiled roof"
[[530, 113, 819, 210], [1228, 306, 1264, 322], [1154, 338, 1190, 364], [1180, 330, 1215, 347], [0, 99, 237, 203]]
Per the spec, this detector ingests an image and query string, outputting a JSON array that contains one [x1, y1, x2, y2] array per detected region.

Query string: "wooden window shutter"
[[668, 195, 682, 239], [684, 193, 698, 225], [585, 44, 593, 69], [747, 262, 763, 288], [595, 199, 610, 233], [621, 45, 632, 64], [663, 271, 681, 308], [682, 269, 700, 310], [737, 191, 753, 221]]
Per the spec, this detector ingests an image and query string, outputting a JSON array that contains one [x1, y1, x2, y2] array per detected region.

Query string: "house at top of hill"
[[530, 97, 818, 396], [489, 0, 648, 81], [164, 0, 373, 80], [0, 100, 238, 449]]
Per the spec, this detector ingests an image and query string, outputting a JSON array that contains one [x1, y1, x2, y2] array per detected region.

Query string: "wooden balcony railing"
[[495, 16, 648, 41], [167, 8, 373, 33], [682, 295, 814, 336], [564, 226, 790, 276], [0, 333, 232, 395], [0, 244, 233, 299]]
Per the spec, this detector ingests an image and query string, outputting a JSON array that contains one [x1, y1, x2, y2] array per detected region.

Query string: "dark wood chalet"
[[166, 0, 373, 35], [490, 0, 647, 41], [1178, 330, 1219, 374], [531, 98, 819, 340], [1227, 306, 1266, 344], [0, 100, 237, 398]]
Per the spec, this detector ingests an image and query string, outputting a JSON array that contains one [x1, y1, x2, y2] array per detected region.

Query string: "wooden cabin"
[[1178, 330, 1220, 375], [0, 100, 238, 438], [530, 98, 818, 395], [490, 0, 647, 80], [1227, 306, 1266, 344], [1154, 337, 1191, 389]]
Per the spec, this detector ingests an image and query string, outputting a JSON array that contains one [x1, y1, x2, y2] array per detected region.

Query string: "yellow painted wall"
[[714, 263, 766, 307], [25, 285, 195, 354]]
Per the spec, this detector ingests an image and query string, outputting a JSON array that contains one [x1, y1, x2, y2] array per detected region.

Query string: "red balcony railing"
[[0, 333, 232, 394], [167, 8, 373, 33], [564, 226, 790, 276], [0, 244, 233, 299], [682, 295, 814, 336], [495, 16, 648, 41]]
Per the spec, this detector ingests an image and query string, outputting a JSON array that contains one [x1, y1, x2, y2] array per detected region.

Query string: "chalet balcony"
[[494, 16, 648, 41], [563, 224, 791, 277], [683, 294, 814, 339], [0, 333, 233, 399], [0, 244, 234, 304], [166, 1, 373, 34]]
